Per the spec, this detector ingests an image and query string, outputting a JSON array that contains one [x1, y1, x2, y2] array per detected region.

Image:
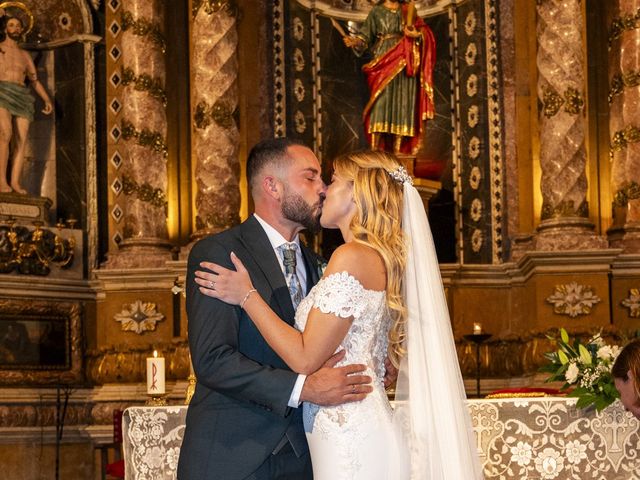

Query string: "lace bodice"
[[296, 272, 397, 478], [295, 271, 390, 381]]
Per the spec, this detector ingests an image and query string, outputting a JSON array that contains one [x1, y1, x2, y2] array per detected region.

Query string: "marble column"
[[534, 0, 605, 250], [190, 1, 241, 241], [609, 1, 640, 251], [108, 0, 171, 267]]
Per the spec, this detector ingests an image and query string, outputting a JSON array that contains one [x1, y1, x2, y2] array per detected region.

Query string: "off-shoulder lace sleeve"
[[312, 271, 367, 319]]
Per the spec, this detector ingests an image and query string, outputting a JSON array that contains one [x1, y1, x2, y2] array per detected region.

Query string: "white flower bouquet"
[[541, 328, 621, 411]]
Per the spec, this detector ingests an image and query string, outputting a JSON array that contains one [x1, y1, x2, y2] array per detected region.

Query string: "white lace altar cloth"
[[123, 398, 640, 479]]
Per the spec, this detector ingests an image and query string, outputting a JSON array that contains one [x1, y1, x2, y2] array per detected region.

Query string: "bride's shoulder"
[[323, 243, 385, 291]]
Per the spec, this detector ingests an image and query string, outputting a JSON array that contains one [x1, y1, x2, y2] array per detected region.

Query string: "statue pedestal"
[[0, 193, 52, 224]]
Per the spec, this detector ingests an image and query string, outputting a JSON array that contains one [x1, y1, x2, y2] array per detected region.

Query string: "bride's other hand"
[[196, 252, 254, 305], [383, 356, 398, 388]]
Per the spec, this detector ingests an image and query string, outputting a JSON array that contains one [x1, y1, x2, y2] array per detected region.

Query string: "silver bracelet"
[[240, 288, 257, 309]]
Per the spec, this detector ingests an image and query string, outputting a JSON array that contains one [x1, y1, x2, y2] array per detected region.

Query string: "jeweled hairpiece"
[[388, 166, 413, 185]]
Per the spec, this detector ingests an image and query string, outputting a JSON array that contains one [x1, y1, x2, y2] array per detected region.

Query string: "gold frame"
[[0, 300, 83, 385]]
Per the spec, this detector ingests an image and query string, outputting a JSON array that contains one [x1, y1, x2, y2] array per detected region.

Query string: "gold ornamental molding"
[[608, 70, 640, 104], [121, 10, 166, 52], [122, 174, 168, 211], [541, 86, 584, 118], [121, 66, 167, 106], [121, 119, 168, 157], [611, 125, 640, 159], [540, 199, 589, 220], [622, 289, 640, 318], [86, 342, 190, 384], [613, 181, 640, 207], [114, 300, 165, 334], [609, 8, 640, 47], [194, 100, 237, 130], [192, 0, 238, 18], [546, 282, 601, 318], [0, 300, 83, 386], [0, 220, 75, 275]]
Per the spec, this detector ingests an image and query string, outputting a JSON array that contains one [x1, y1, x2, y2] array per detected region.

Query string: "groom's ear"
[[262, 175, 282, 201]]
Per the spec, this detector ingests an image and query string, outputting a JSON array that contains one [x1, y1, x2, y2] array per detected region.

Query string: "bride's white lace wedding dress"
[[295, 271, 406, 480]]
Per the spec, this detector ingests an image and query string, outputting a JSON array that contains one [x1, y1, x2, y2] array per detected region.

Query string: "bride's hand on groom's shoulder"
[[299, 350, 373, 406], [195, 252, 254, 305]]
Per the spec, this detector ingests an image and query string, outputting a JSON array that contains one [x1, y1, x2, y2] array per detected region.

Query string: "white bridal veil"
[[393, 181, 483, 479]]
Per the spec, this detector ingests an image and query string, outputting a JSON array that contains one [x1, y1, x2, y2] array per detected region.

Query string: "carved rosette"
[[546, 282, 601, 318], [191, 2, 241, 239], [536, 0, 589, 224], [610, 2, 640, 233], [621, 288, 640, 317], [114, 300, 164, 334], [119, 0, 170, 248]]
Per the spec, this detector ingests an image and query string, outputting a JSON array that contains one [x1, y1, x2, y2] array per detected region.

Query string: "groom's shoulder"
[[189, 222, 246, 261]]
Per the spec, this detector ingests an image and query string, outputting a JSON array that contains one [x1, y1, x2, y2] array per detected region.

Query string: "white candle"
[[146, 350, 165, 395], [473, 323, 482, 335]]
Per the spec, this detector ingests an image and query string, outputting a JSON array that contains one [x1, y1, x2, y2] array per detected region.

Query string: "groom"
[[178, 138, 374, 479]]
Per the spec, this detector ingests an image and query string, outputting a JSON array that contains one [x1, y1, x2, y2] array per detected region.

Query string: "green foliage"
[[542, 328, 621, 412]]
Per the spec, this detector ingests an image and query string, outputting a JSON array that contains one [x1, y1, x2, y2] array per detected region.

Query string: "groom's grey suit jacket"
[[177, 216, 321, 479]]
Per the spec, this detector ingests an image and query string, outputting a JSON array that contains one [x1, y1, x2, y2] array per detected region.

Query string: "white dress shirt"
[[253, 214, 307, 407]]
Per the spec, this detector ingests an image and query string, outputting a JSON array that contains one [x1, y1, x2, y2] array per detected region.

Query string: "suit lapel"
[[238, 216, 296, 324]]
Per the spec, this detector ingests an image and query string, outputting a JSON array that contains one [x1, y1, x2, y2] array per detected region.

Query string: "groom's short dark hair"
[[246, 138, 306, 192]]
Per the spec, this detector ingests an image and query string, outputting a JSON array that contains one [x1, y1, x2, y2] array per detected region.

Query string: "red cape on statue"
[[362, 3, 436, 155]]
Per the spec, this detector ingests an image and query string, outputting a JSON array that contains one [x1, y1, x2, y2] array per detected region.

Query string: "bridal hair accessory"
[[388, 166, 413, 185]]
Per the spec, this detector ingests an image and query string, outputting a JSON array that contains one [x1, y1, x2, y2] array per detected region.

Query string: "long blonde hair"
[[332, 150, 407, 367]]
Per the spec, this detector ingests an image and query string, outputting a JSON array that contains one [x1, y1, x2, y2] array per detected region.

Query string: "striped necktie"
[[278, 243, 304, 310]]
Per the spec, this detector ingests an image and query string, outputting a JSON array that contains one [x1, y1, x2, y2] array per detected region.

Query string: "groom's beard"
[[281, 189, 323, 234]]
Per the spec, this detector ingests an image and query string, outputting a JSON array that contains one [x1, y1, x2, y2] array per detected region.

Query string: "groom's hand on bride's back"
[[299, 350, 372, 406]]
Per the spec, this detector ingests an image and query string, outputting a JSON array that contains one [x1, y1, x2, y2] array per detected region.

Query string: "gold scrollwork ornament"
[[622, 289, 640, 318], [546, 282, 601, 318]]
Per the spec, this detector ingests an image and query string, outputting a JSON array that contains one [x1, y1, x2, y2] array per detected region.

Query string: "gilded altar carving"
[[546, 283, 601, 318], [114, 300, 164, 334], [0, 222, 75, 275], [86, 342, 190, 384], [621, 288, 640, 318]]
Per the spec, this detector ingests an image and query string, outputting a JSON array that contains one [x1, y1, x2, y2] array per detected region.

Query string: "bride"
[[196, 150, 483, 479]]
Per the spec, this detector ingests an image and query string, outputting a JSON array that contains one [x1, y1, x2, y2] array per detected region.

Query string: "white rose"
[[611, 345, 621, 361], [565, 362, 579, 384], [597, 345, 612, 361]]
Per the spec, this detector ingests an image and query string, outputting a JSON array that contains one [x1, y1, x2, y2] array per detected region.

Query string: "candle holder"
[[185, 373, 196, 405], [463, 333, 492, 398], [145, 394, 168, 406]]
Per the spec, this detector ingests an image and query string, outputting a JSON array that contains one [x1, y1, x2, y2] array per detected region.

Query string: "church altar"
[[122, 397, 640, 479]]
